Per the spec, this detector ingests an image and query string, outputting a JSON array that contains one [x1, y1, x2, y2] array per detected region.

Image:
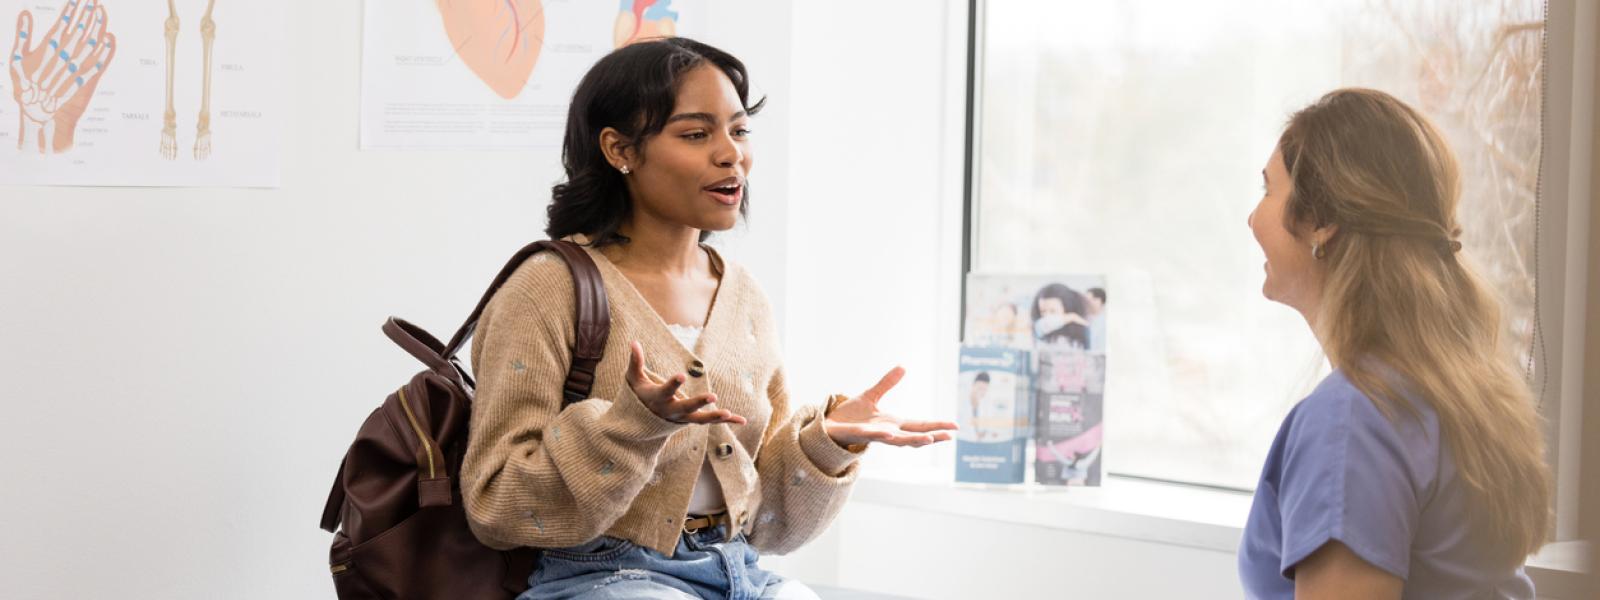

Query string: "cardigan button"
[[715, 443, 734, 459], [687, 359, 706, 378]]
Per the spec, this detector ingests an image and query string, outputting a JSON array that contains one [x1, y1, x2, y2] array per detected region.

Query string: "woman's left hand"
[[823, 367, 959, 448]]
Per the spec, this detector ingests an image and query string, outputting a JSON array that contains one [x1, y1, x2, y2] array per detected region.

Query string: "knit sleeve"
[[745, 365, 863, 555], [459, 256, 684, 550]]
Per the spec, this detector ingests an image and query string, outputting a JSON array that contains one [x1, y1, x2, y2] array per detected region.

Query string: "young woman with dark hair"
[[460, 38, 958, 600]]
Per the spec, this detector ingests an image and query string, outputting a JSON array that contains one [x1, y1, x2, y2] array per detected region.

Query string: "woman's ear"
[[1312, 223, 1340, 248], [598, 127, 634, 171]]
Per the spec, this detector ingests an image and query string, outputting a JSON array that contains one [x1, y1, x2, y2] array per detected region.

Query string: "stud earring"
[[619, 165, 631, 175], [1312, 242, 1327, 260]]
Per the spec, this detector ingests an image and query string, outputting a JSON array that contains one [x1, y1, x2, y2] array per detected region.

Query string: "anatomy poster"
[[0, 0, 282, 187], [362, 0, 703, 150]]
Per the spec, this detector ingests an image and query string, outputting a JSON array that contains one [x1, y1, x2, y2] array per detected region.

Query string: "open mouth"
[[704, 178, 744, 206]]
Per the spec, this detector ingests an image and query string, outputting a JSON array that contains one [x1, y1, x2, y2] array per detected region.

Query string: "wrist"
[[823, 394, 868, 453], [823, 393, 848, 418]]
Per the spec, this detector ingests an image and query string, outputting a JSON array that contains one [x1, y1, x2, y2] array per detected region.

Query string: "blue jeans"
[[519, 525, 817, 600]]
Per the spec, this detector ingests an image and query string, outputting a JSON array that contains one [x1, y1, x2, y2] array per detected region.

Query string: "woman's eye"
[[734, 128, 752, 137], [682, 131, 708, 140]]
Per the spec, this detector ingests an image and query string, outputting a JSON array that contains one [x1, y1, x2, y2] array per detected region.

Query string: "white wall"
[[754, 0, 967, 586], [780, 0, 969, 473], [834, 503, 1242, 600], [0, 1, 790, 598]]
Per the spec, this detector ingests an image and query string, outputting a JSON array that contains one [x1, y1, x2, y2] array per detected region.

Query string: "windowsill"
[[852, 469, 1591, 596], [854, 468, 1252, 553]]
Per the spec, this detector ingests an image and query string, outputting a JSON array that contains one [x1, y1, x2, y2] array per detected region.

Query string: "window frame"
[[958, 0, 1595, 540]]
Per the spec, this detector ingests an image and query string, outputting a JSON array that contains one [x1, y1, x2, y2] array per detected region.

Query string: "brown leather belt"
[[682, 512, 730, 534]]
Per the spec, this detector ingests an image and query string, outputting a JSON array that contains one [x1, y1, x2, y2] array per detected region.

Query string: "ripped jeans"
[[518, 525, 818, 600]]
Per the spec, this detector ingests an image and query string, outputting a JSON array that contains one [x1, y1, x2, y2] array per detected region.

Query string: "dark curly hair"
[[1031, 283, 1089, 348], [546, 37, 766, 247]]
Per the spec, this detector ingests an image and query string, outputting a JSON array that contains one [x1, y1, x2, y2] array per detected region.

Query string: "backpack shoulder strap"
[[442, 240, 611, 406], [319, 458, 346, 533]]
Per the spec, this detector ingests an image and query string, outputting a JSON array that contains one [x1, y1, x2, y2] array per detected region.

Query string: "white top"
[[665, 323, 703, 353], [667, 324, 727, 516]]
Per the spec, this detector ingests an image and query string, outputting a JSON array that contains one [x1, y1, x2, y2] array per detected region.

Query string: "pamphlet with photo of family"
[[955, 346, 1032, 484], [961, 273, 1107, 487]]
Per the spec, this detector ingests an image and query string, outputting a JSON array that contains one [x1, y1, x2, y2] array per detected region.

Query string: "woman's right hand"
[[626, 341, 747, 425]]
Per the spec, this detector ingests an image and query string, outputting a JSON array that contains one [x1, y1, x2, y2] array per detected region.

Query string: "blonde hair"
[[1278, 88, 1551, 565]]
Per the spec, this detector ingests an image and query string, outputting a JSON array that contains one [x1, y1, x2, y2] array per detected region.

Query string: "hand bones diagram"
[[9, 0, 116, 154]]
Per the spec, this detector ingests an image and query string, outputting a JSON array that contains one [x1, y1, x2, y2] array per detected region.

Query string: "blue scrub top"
[[1237, 369, 1534, 599]]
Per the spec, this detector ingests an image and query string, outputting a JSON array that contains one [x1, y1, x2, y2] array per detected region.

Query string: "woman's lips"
[[706, 185, 742, 206]]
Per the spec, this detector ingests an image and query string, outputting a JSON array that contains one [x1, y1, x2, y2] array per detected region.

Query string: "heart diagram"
[[613, 0, 678, 48], [435, 0, 545, 100]]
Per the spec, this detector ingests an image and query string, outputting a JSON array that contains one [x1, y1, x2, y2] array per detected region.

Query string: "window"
[[966, 0, 1550, 491]]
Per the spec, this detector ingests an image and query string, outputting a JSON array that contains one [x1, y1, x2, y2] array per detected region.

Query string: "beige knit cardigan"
[[460, 241, 861, 557]]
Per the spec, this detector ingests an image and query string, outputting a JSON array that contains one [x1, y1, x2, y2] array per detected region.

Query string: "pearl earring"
[[619, 165, 631, 175]]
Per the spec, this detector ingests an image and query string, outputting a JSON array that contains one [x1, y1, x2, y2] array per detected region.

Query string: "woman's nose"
[[713, 135, 742, 168]]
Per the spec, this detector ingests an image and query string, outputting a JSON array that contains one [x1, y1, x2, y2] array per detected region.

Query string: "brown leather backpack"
[[319, 240, 610, 599]]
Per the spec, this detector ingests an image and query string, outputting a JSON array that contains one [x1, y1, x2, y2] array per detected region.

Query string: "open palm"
[[625, 341, 746, 426], [824, 366, 959, 448]]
